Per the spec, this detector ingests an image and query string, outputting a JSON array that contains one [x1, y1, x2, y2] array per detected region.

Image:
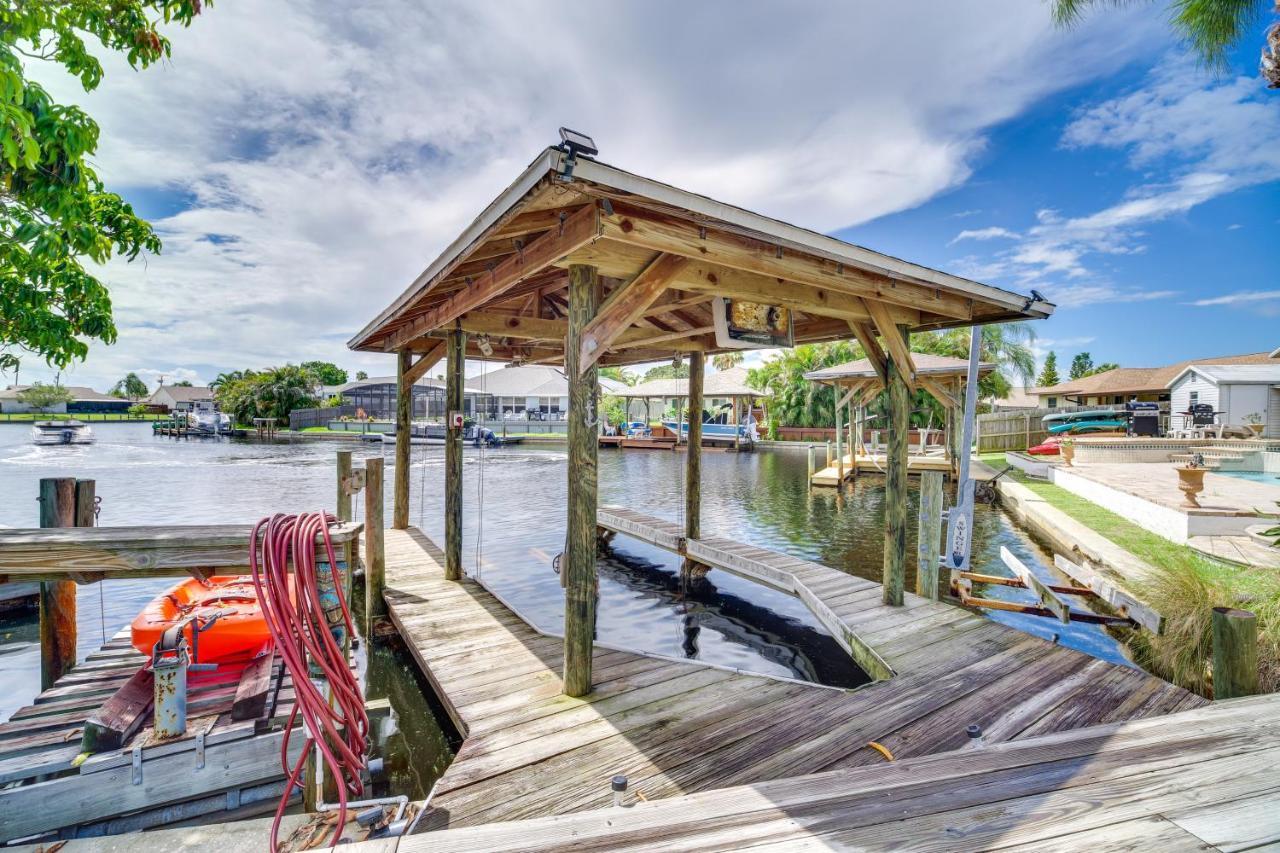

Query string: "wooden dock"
[[0, 630, 302, 843], [811, 451, 953, 486], [380, 523, 1201, 834], [413, 691, 1280, 852]]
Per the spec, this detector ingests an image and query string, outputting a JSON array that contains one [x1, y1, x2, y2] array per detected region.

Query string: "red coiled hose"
[[249, 512, 369, 852]]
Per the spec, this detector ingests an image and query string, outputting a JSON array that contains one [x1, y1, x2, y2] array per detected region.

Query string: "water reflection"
[[0, 424, 1131, 727]]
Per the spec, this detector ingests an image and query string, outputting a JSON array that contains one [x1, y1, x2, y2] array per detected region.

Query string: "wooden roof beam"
[[865, 298, 917, 393], [579, 253, 689, 375], [383, 203, 602, 351], [455, 311, 706, 353], [600, 203, 972, 321], [669, 259, 918, 327]]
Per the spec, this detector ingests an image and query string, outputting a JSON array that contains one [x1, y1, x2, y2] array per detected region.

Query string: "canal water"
[[0, 423, 1130, 798]]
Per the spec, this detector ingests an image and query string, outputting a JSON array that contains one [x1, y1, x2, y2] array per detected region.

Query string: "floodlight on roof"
[[556, 127, 598, 182], [558, 128, 598, 157]]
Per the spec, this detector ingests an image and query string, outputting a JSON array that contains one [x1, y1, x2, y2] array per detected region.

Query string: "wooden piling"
[[364, 456, 387, 625], [445, 326, 466, 582], [807, 445, 816, 480], [1212, 607, 1258, 700], [882, 325, 910, 606], [393, 348, 412, 529], [563, 263, 599, 697], [916, 471, 944, 599], [336, 449, 353, 523], [834, 401, 845, 488], [685, 351, 704, 541], [38, 478, 78, 690], [848, 400, 856, 482]]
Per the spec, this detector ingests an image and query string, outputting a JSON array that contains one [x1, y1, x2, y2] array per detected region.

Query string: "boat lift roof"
[[348, 145, 1054, 370]]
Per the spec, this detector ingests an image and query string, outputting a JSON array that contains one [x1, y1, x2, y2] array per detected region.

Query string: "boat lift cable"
[[474, 364, 487, 582], [249, 512, 369, 853]]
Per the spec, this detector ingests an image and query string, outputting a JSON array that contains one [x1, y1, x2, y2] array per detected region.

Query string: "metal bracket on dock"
[[131, 745, 143, 785], [342, 469, 366, 496], [194, 731, 206, 770]]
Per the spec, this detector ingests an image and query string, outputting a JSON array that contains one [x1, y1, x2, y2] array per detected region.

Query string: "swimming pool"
[[1220, 470, 1280, 484]]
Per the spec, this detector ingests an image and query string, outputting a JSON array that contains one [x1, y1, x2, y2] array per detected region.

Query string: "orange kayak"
[[131, 575, 273, 664]]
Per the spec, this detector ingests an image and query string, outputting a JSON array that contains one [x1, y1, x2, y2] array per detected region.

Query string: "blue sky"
[[843, 43, 1279, 374], [12, 2, 1279, 391]]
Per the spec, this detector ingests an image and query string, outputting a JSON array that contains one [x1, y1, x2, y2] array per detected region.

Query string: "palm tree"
[[711, 352, 745, 372], [1052, 0, 1280, 87]]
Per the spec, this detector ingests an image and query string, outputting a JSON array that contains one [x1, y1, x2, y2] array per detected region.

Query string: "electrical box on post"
[[449, 411, 464, 430]]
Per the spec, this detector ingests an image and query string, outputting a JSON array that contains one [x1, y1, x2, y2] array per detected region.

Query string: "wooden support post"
[[807, 445, 817, 480], [445, 326, 465, 581], [826, 439, 833, 467], [563, 264, 599, 697], [365, 456, 386, 626], [685, 351, 704, 541], [393, 348, 412, 529], [882, 325, 910, 607], [732, 395, 740, 452], [834, 398, 845, 488], [336, 449, 353, 523], [848, 399, 856, 481], [39, 478, 78, 690], [1212, 607, 1258, 700], [916, 471, 944, 599]]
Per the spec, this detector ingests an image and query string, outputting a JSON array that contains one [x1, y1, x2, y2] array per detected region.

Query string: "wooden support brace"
[[402, 339, 446, 386], [847, 321, 888, 385], [579, 253, 689, 373], [865, 301, 916, 392], [1001, 546, 1070, 624]]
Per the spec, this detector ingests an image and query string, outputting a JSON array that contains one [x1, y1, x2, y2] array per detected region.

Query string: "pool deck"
[[1051, 462, 1280, 568], [382, 522, 1202, 834]]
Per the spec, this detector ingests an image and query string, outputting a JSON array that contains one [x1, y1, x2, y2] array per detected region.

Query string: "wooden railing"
[[0, 522, 363, 583]]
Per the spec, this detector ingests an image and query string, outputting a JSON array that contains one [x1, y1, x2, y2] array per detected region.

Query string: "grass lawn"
[[980, 451, 1279, 696], [0, 412, 165, 422]]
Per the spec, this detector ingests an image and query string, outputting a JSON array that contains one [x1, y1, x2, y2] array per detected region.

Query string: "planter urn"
[[1059, 443, 1075, 467], [1175, 466, 1207, 508]]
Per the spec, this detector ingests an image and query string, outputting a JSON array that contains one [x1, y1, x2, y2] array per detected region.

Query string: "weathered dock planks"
[[380, 525, 1202, 834], [0, 630, 302, 843], [411, 692, 1280, 852]]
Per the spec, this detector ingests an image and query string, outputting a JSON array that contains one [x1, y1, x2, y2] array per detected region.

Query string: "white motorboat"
[[31, 420, 95, 445], [186, 400, 232, 435]]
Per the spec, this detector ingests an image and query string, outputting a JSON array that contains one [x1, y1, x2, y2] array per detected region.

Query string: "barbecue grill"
[[1125, 400, 1161, 437]]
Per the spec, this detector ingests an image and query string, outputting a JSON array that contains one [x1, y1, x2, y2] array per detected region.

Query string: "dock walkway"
[[413, 691, 1280, 852], [382, 524, 1201, 834], [811, 450, 953, 486]]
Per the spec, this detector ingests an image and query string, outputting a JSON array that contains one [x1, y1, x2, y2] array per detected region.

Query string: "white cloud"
[[949, 226, 1020, 245], [1189, 290, 1280, 307], [18, 1, 1168, 388], [948, 55, 1280, 308]]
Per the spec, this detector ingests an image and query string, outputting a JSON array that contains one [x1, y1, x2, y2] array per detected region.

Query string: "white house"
[[148, 384, 215, 413], [1166, 364, 1280, 438], [470, 364, 625, 422]]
